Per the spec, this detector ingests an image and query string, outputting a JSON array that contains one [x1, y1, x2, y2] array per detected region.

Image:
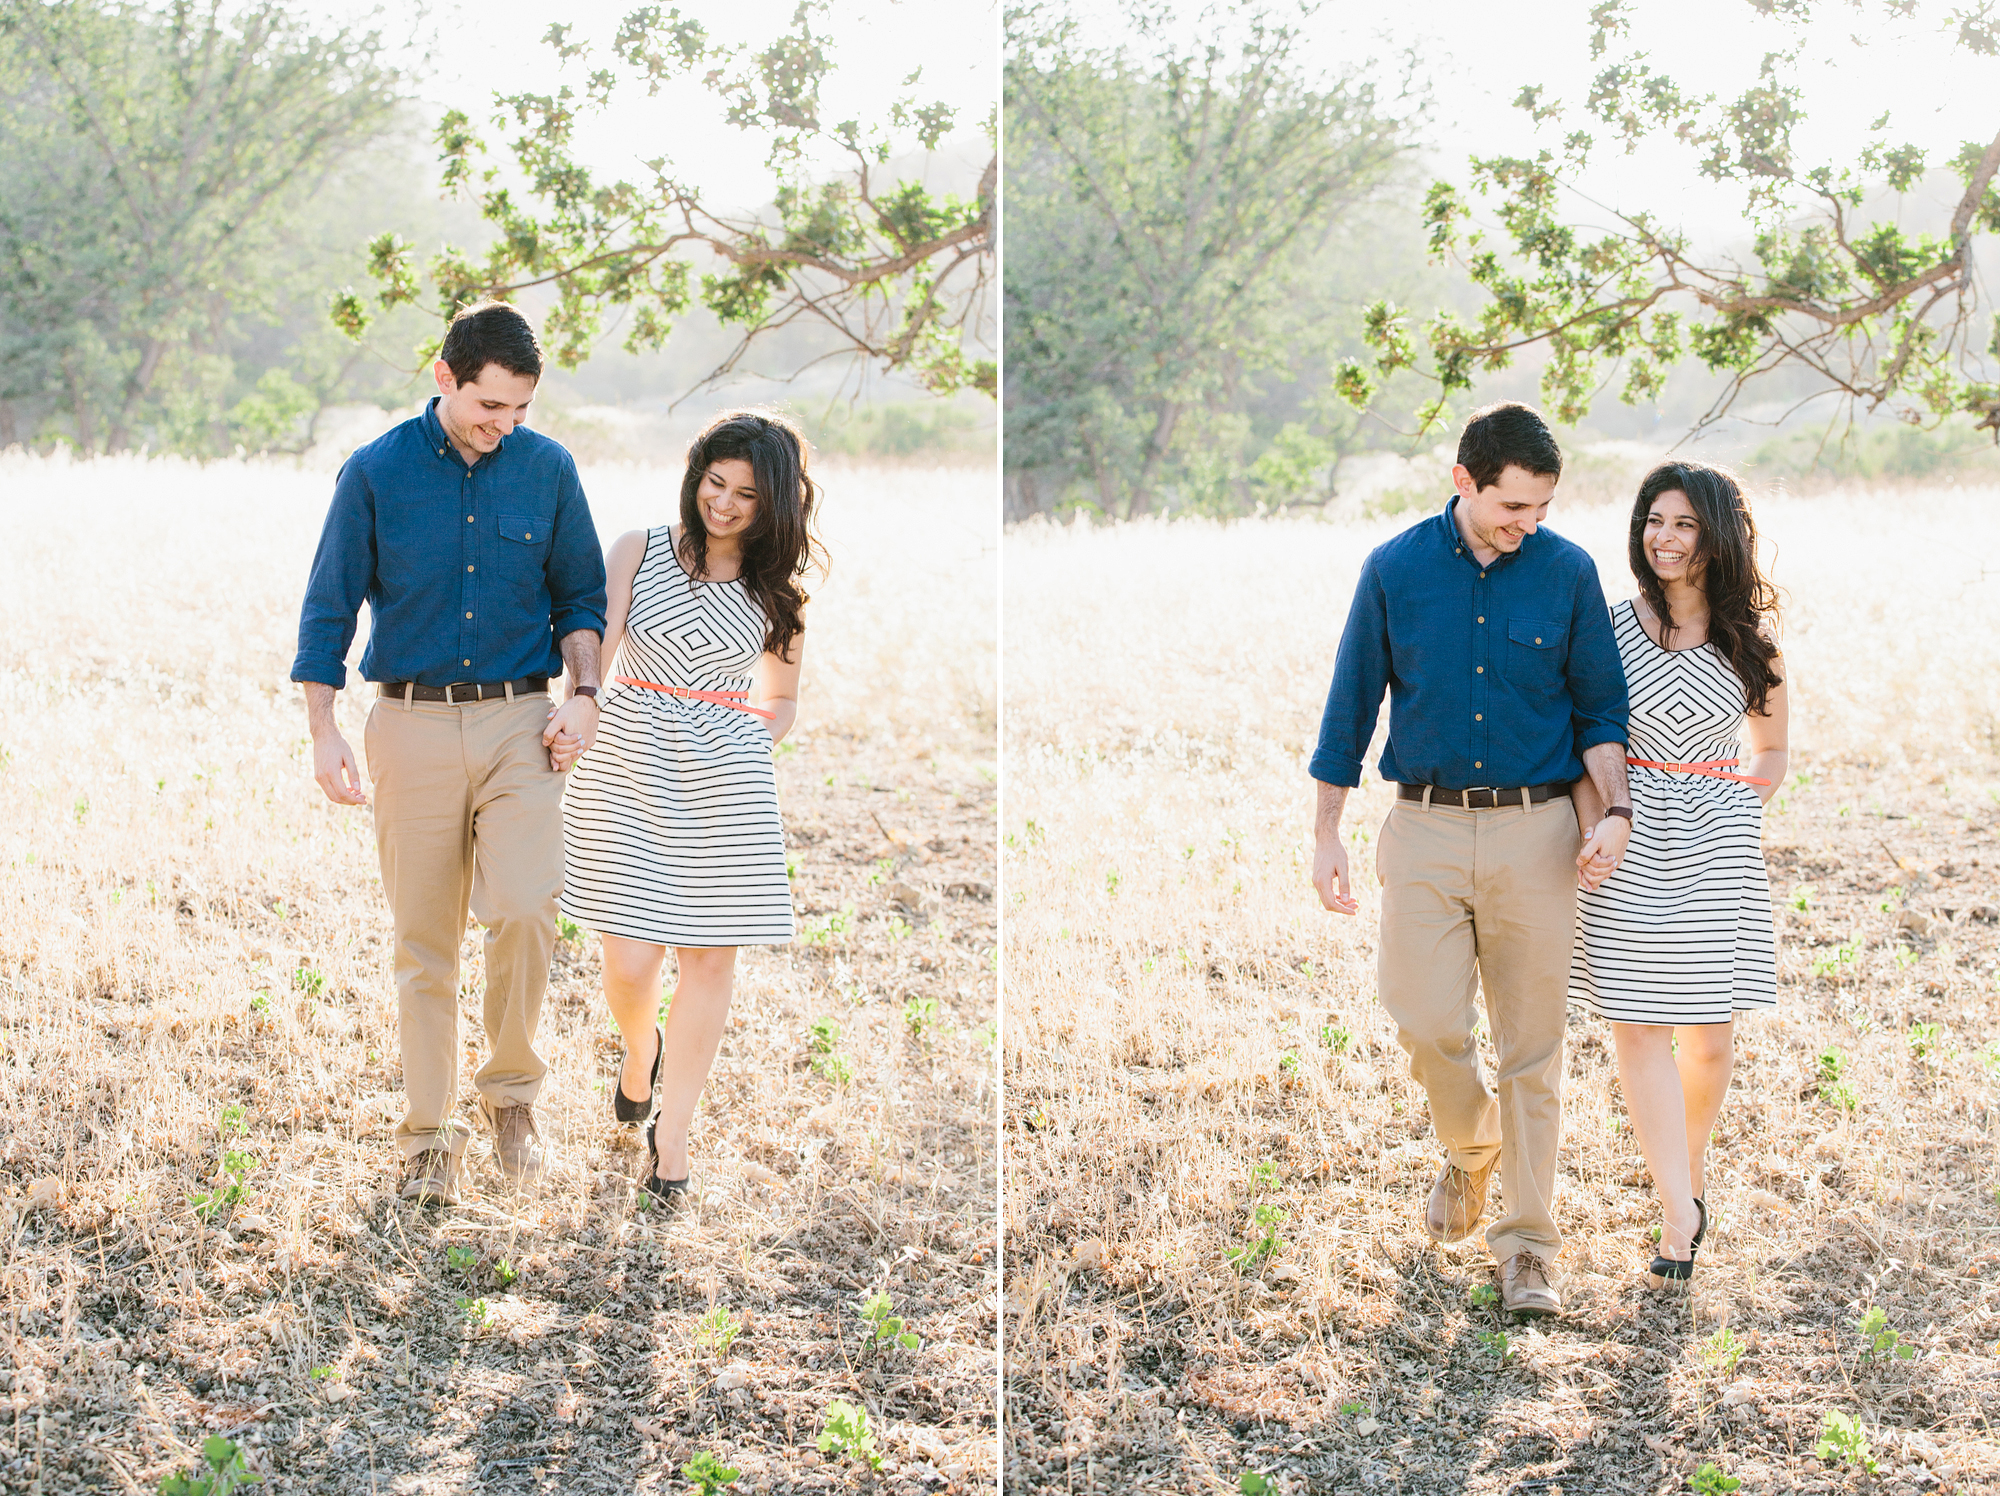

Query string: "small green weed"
[[1251, 1159, 1281, 1191], [807, 1016, 840, 1054], [817, 1398, 882, 1469], [494, 1257, 519, 1287], [457, 1296, 491, 1327], [248, 991, 270, 1016], [1689, 1462, 1741, 1495], [902, 994, 938, 1039], [1321, 1023, 1353, 1053], [1791, 883, 1812, 911], [1277, 1050, 1299, 1073], [158, 1435, 262, 1495], [1907, 1021, 1948, 1063], [1338, 1401, 1369, 1417], [1700, 1325, 1746, 1374], [1238, 1475, 1276, 1496], [864, 857, 894, 888], [293, 965, 325, 997], [1817, 1046, 1846, 1082], [218, 1104, 247, 1136], [1812, 937, 1862, 977], [697, 1306, 742, 1358], [813, 1050, 854, 1084], [1226, 1203, 1288, 1272], [1856, 1305, 1917, 1363], [1467, 1283, 1499, 1310], [557, 914, 582, 942], [1476, 1327, 1512, 1361], [1814, 1410, 1877, 1473], [858, 1291, 920, 1352], [681, 1451, 741, 1494], [188, 1150, 256, 1221], [1821, 1079, 1859, 1112], [801, 907, 856, 945], [446, 1245, 478, 1277]]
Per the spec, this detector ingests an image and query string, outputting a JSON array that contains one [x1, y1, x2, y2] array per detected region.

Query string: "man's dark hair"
[[1456, 401, 1562, 490], [438, 301, 543, 386]]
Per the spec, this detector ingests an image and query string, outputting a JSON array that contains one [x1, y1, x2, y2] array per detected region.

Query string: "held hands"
[[1312, 837, 1359, 916], [312, 732, 367, 806], [543, 695, 599, 773], [1575, 814, 1631, 892]]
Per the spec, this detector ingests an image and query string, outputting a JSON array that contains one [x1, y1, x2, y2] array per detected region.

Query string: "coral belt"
[[1626, 755, 1769, 786], [614, 676, 775, 720]]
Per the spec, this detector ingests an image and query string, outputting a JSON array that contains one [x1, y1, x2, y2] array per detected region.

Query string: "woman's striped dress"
[[1568, 599, 1776, 1023], [560, 526, 795, 947]]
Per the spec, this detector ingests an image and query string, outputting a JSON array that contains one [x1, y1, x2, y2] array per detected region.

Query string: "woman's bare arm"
[[1742, 657, 1789, 805]]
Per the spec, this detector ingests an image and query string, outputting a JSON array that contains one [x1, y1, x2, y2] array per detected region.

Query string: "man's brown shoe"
[[492, 1103, 546, 1183], [399, 1146, 460, 1205], [1425, 1158, 1496, 1243], [1500, 1251, 1561, 1319]]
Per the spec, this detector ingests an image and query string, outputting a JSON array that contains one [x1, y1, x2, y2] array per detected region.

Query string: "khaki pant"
[[1376, 794, 1580, 1260], [364, 693, 563, 1160]]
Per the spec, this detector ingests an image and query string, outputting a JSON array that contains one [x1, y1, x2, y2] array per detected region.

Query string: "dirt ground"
[[0, 456, 997, 1494]]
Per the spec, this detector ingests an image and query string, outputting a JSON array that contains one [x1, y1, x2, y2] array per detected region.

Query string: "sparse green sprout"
[[817, 1398, 883, 1469], [681, 1450, 742, 1494], [248, 991, 270, 1016], [885, 915, 912, 942], [1278, 1050, 1299, 1073], [1338, 1401, 1370, 1417], [188, 1149, 256, 1221], [1980, 1040, 2000, 1078], [1321, 1023, 1353, 1054], [1814, 1410, 1877, 1473], [157, 1434, 263, 1495], [1792, 884, 1812, 911], [557, 914, 582, 942], [1856, 1305, 1917, 1363], [813, 1050, 855, 1085], [697, 1305, 742, 1358], [1689, 1462, 1742, 1495], [494, 1257, 519, 1287], [1239, 1474, 1276, 1496], [457, 1295, 491, 1326], [1468, 1283, 1499, 1310], [1817, 1046, 1845, 1082], [309, 1365, 335, 1381], [446, 1245, 478, 1277], [1701, 1325, 1746, 1374], [801, 907, 856, 945], [1251, 1160, 1281, 1191], [1811, 937, 1862, 978], [1906, 1021, 1948, 1063], [864, 857, 894, 887], [1226, 1203, 1288, 1272], [858, 1291, 921, 1352], [902, 994, 938, 1039], [1476, 1327, 1512, 1361], [293, 965, 325, 997], [1821, 1079, 1859, 1113], [218, 1104, 247, 1136], [807, 1016, 840, 1054]]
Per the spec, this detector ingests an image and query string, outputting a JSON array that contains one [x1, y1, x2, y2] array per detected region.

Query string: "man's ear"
[[1450, 463, 1478, 500], [433, 358, 456, 395]]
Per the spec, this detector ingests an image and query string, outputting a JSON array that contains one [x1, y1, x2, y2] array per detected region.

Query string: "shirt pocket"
[[1504, 618, 1566, 692], [495, 513, 552, 594]]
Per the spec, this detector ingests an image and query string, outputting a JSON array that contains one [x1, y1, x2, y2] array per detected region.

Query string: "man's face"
[[1451, 462, 1556, 554], [433, 360, 538, 455]]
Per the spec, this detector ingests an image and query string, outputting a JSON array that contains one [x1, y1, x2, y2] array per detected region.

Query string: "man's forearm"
[[1314, 780, 1350, 843], [1580, 742, 1630, 812], [559, 629, 601, 692], [304, 682, 340, 740]]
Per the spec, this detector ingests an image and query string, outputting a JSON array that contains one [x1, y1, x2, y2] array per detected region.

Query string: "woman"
[[560, 409, 822, 1207], [1570, 461, 1788, 1286]]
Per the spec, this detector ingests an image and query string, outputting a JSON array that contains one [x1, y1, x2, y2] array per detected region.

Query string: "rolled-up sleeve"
[[1565, 564, 1629, 753], [290, 460, 376, 689], [545, 457, 608, 641], [1309, 556, 1390, 787]]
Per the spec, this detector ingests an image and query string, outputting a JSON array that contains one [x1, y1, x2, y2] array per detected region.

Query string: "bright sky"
[[376, 0, 998, 206]]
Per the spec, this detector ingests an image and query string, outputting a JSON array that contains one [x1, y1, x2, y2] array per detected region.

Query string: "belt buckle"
[[1464, 785, 1497, 809], [445, 682, 471, 705]]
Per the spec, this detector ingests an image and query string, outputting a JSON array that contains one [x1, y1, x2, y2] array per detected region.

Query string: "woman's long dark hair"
[[676, 409, 826, 659], [1628, 460, 1783, 715]]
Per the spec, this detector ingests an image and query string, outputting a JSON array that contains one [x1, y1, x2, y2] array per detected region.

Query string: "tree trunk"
[[1128, 403, 1182, 518], [0, 400, 17, 449], [106, 336, 166, 454], [65, 354, 96, 455]]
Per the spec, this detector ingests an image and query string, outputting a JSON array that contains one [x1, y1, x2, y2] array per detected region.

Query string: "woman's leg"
[[652, 946, 738, 1180], [1673, 1019, 1736, 1199], [1609, 1021, 1702, 1261], [600, 933, 667, 1104]]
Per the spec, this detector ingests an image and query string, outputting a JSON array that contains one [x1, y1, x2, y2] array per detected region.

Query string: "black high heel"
[[1647, 1198, 1707, 1285], [642, 1118, 692, 1213], [614, 1023, 663, 1123]]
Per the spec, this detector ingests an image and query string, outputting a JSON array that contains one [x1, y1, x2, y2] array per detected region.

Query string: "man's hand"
[[1575, 814, 1630, 890], [1312, 838, 1358, 915], [543, 696, 598, 773], [313, 731, 367, 806]]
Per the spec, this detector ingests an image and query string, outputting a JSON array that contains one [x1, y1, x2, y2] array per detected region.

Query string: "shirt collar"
[[420, 395, 507, 468]]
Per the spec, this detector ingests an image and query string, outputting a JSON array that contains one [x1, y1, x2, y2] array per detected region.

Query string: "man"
[[1309, 401, 1631, 1317], [292, 301, 608, 1205]]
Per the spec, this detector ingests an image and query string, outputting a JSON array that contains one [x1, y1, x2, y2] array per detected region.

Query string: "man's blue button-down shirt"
[[291, 398, 609, 689], [1310, 498, 1629, 789]]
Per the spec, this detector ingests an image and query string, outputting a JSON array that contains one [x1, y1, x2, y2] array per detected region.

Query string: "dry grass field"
[[1003, 487, 2000, 1494], [0, 453, 996, 1494]]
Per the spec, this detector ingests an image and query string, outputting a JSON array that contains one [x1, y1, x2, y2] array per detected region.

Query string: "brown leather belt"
[[1397, 782, 1571, 809], [378, 677, 548, 704]]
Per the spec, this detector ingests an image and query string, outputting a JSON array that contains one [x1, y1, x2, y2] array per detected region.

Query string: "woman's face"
[[1642, 489, 1704, 586], [697, 457, 760, 543]]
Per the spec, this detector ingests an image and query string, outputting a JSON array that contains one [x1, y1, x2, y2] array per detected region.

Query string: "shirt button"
[[463, 659, 471, 667], [1475, 761, 1482, 769], [1481, 570, 1488, 578], [465, 612, 473, 619], [467, 515, 474, 522], [1477, 615, 1485, 623], [467, 565, 474, 572], [1476, 666, 1484, 674], [525, 533, 532, 540], [1476, 713, 1483, 721], [1535, 636, 1543, 644]]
